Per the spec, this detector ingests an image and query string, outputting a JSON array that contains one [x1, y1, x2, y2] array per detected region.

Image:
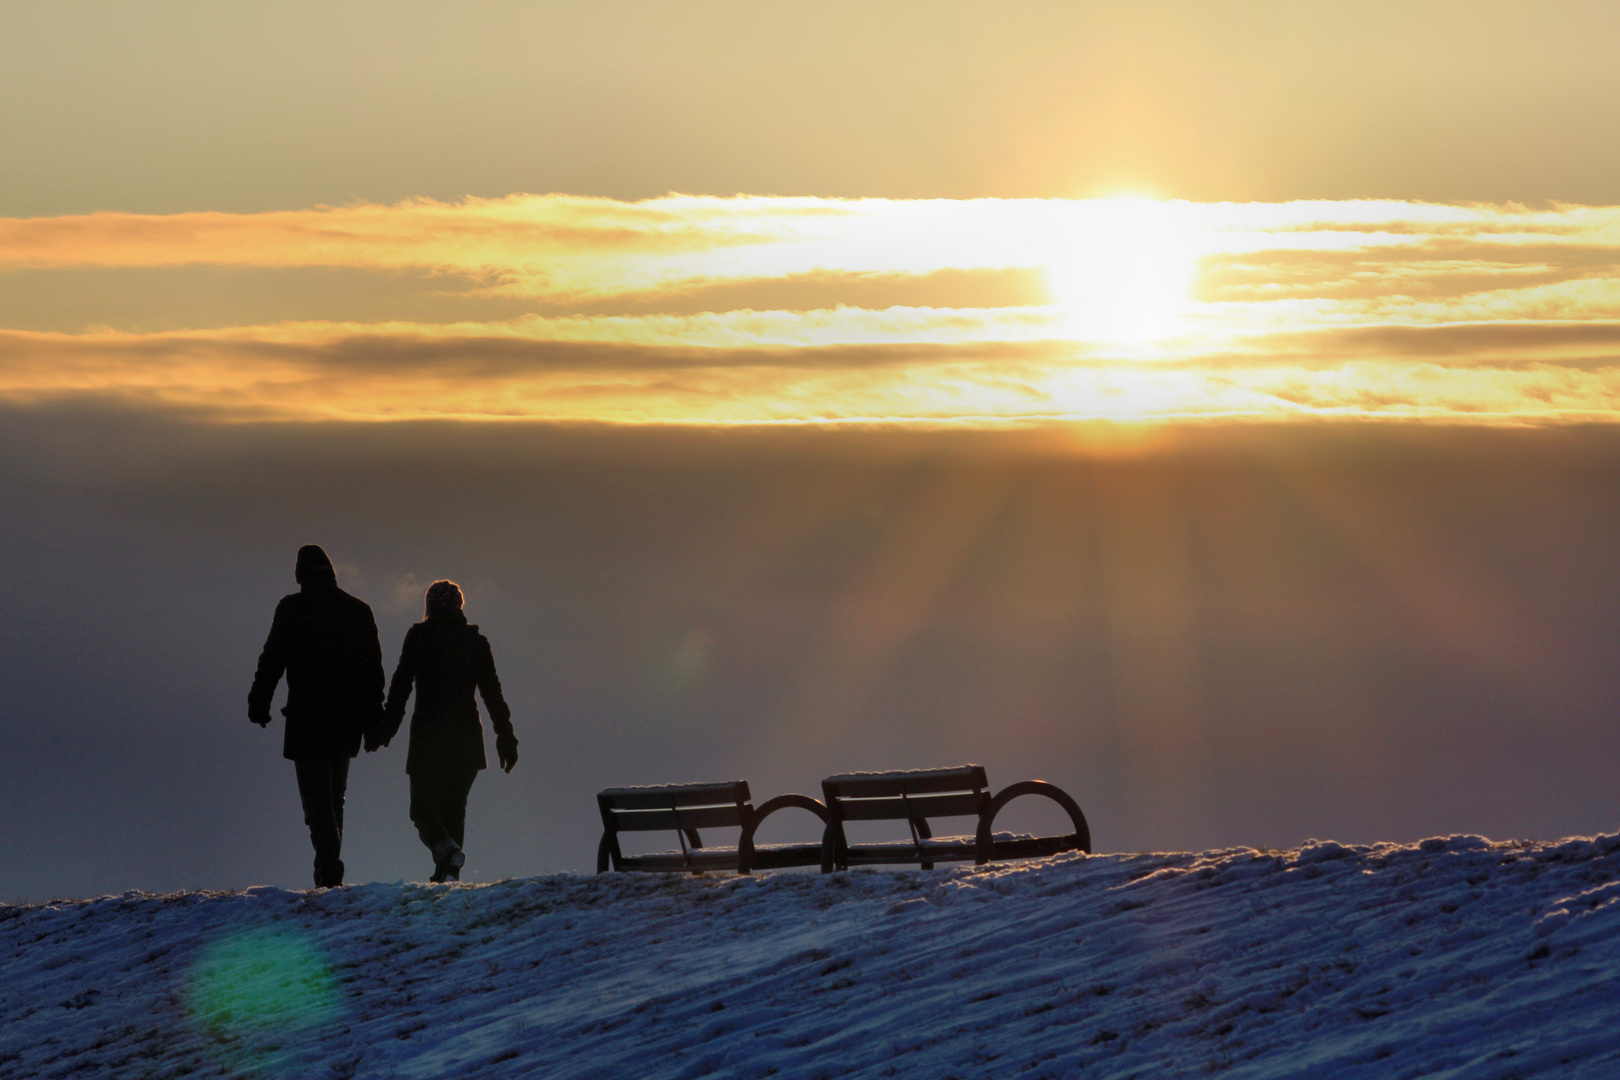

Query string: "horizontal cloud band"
[[5, 195, 1620, 304], [4, 318, 1620, 425], [5, 195, 1620, 424]]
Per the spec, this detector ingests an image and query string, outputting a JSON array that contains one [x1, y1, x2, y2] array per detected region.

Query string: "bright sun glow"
[[6, 197, 1620, 424], [1045, 198, 1198, 345]]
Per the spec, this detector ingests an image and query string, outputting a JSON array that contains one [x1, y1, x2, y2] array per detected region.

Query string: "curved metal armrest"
[[738, 794, 828, 874], [974, 781, 1091, 865]]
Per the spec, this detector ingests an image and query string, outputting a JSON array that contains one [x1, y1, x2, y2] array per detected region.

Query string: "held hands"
[[363, 710, 392, 753], [496, 732, 519, 773]]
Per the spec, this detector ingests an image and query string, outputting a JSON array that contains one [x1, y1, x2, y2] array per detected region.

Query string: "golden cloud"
[[3, 314, 1619, 425], [4, 196, 1620, 424], [6, 195, 1618, 302]]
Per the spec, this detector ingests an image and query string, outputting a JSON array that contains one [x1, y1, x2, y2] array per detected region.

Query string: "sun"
[[1045, 198, 1198, 346]]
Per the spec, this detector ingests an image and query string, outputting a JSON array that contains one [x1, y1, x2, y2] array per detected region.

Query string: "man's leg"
[[330, 755, 350, 840], [294, 757, 348, 888]]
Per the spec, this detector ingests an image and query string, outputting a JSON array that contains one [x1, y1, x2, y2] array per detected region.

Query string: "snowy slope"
[[3, 834, 1619, 1079]]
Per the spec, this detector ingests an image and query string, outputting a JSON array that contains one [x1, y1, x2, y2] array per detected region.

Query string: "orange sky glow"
[[8, 0, 1620, 897], [3, 196, 1619, 424]]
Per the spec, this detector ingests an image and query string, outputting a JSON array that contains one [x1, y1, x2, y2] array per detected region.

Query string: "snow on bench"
[[595, 780, 828, 875], [819, 764, 1091, 872], [595, 765, 1090, 876]]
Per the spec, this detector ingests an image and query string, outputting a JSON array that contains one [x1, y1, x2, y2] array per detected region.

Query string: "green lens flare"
[[188, 926, 342, 1074]]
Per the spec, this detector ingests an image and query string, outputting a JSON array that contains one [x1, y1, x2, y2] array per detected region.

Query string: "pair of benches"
[[595, 765, 1091, 875]]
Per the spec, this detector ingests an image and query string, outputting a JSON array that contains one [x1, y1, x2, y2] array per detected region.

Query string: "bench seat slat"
[[822, 765, 988, 799], [745, 842, 826, 870], [611, 841, 825, 873], [597, 779, 834, 875], [841, 843, 975, 864], [616, 848, 744, 871], [607, 804, 750, 833], [835, 792, 989, 821], [835, 831, 1060, 866], [615, 844, 822, 870], [818, 768, 1089, 873], [987, 834, 1084, 859], [598, 782, 750, 810]]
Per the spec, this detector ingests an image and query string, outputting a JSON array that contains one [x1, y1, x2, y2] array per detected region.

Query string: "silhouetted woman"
[[372, 580, 518, 882]]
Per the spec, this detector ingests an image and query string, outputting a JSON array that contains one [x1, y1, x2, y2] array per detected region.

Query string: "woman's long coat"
[[381, 613, 513, 775]]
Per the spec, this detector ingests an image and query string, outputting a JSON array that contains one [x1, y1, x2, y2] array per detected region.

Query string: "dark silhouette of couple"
[[247, 545, 518, 887]]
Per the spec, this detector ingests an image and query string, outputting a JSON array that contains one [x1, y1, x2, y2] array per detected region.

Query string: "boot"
[[430, 838, 465, 883]]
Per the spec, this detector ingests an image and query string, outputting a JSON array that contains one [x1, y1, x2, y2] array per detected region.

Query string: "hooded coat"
[[248, 575, 385, 760], [380, 611, 513, 775]]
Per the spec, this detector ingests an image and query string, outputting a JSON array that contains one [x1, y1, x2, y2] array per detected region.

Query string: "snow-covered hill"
[[4, 834, 1619, 1079]]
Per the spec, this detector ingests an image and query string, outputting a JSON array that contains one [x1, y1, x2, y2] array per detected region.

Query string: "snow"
[[4, 833, 1620, 1079], [821, 765, 981, 783], [598, 782, 749, 796]]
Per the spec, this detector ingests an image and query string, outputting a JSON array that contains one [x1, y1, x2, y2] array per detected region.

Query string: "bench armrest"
[[974, 781, 1091, 865], [739, 794, 828, 875]]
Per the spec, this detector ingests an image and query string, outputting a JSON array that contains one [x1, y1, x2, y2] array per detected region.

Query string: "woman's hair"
[[424, 579, 464, 618]]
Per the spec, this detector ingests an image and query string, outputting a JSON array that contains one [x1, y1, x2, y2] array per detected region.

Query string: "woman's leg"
[[408, 767, 444, 852], [409, 766, 462, 881], [443, 767, 480, 852]]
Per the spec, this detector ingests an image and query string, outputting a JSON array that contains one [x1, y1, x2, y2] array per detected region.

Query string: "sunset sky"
[[4, 1, 1620, 901]]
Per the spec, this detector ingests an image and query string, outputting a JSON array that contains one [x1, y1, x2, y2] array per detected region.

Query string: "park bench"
[[595, 780, 828, 874], [819, 764, 1090, 872]]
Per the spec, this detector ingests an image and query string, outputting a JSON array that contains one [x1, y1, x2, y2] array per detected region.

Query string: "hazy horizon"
[[4, 1, 1619, 903], [4, 406, 1618, 902]]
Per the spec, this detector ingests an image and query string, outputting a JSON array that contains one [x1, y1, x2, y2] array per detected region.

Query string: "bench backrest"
[[821, 765, 990, 824], [597, 781, 754, 840]]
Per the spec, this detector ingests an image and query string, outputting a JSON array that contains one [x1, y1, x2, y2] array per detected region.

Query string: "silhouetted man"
[[371, 579, 517, 883], [248, 544, 384, 888]]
